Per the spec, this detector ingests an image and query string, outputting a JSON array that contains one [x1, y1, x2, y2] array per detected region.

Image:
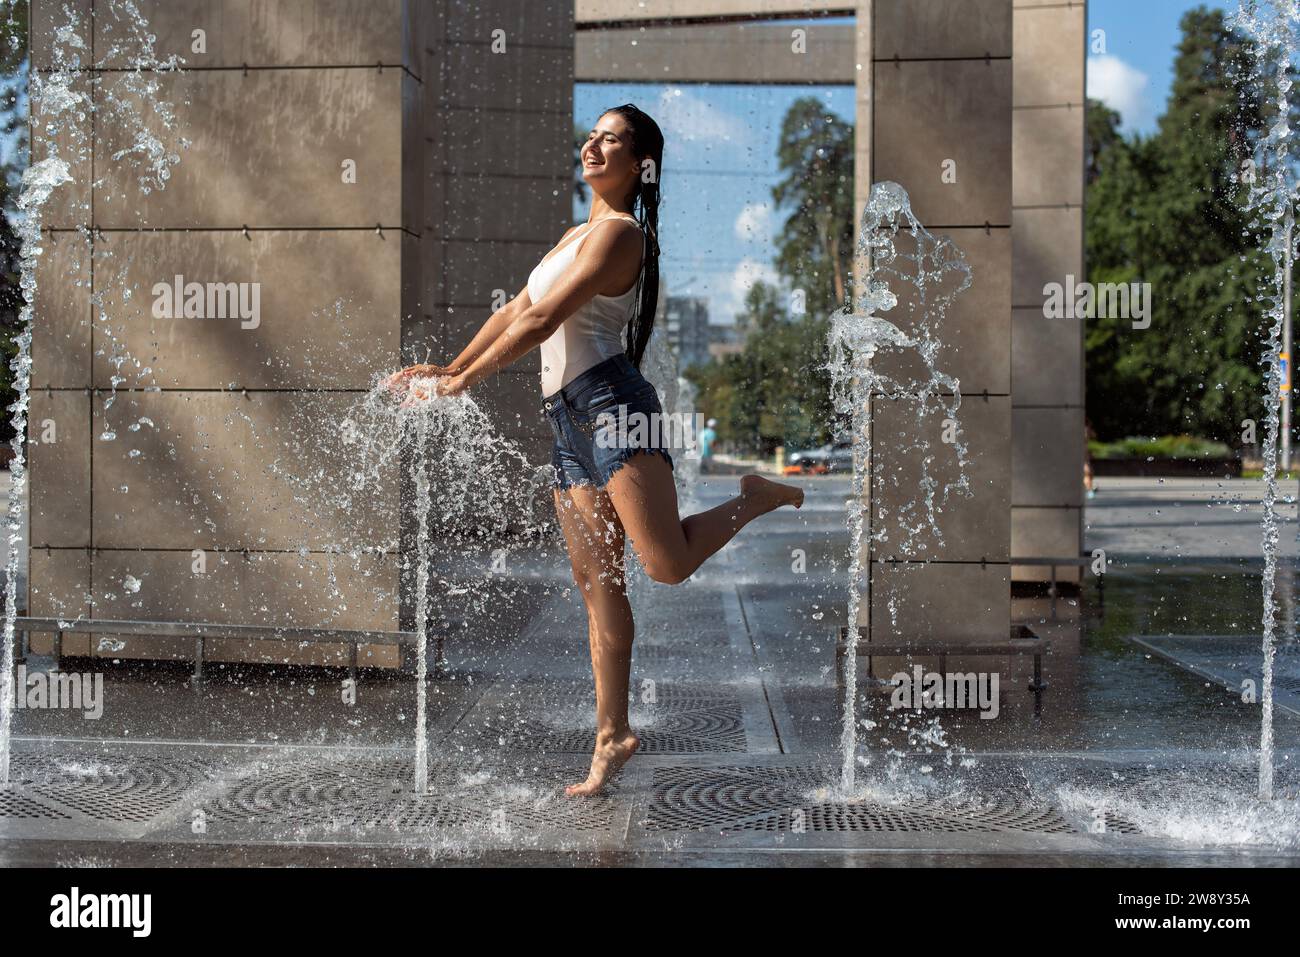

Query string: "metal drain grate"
[[9, 751, 215, 824], [201, 756, 412, 828], [199, 756, 618, 834], [631, 644, 718, 667], [3, 748, 616, 837], [0, 789, 72, 821], [643, 765, 1079, 834], [6, 743, 1294, 848], [475, 684, 748, 754], [729, 803, 1072, 834], [1098, 813, 1144, 836]]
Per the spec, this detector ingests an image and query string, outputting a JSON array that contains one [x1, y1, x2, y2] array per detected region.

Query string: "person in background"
[[698, 418, 718, 474], [1084, 418, 1096, 499]]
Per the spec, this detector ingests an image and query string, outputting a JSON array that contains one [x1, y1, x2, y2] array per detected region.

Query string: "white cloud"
[[734, 202, 772, 243], [1087, 55, 1154, 133]]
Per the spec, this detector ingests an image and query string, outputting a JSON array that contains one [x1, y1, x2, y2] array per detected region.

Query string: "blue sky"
[[576, 4, 1209, 326], [1087, 0, 1209, 135]]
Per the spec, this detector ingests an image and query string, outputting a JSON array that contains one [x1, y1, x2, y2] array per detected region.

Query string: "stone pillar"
[[1010, 0, 1086, 584], [27, 0, 435, 667], [407, 0, 572, 482], [857, 0, 1014, 649]]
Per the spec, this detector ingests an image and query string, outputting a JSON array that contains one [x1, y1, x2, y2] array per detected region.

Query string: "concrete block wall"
[[27, 0, 433, 666], [1010, 0, 1086, 583], [409, 0, 572, 481], [400, 1, 573, 631]]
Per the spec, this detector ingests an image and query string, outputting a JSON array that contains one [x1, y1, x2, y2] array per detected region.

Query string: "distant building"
[[662, 295, 743, 373]]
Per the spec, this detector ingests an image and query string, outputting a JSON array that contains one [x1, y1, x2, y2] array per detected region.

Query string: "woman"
[[387, 104, 804, 796]]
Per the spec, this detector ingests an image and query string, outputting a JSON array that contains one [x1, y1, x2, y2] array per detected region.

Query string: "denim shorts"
[[543, 354, 675, 490]]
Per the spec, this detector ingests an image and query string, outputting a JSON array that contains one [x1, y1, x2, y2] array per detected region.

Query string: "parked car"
[[783, 441, 853, 475]]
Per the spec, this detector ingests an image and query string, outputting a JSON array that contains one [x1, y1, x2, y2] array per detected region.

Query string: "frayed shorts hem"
[[551, 445, 675, 492]]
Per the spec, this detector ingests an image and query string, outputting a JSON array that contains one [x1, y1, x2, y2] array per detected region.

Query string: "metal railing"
[[835, 624, 1051, 717], [12, 616, 450, 683]]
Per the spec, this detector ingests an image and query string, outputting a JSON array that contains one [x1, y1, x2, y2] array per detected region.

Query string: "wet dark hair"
[[600, 104, 663, 370]]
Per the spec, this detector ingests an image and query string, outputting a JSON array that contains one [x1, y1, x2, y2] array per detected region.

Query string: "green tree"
[[687, 96, 852, 456], [1085, 97, 1122, 185], [771, 96, 855, 320], [1085, 5, 1292, 444], [687, 280, 832, 456]]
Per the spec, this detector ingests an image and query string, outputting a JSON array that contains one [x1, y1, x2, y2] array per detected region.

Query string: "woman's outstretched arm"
[[387, 282, 533, 386], [443, 283, 533, 373], [441, 219, 642, 395]]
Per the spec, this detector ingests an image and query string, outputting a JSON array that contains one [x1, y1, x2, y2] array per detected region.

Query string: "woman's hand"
[[433, 374, 469, 398], [383, 362, 452, 394], [397, 372, 468, 408]]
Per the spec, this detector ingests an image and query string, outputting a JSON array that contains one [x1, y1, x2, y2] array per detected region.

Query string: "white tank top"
[[529, 214, 645, 396]]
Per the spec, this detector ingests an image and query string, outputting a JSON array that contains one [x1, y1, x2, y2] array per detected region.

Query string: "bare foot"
[[565, 728, 640, 797], [741, 474, 804, 511]]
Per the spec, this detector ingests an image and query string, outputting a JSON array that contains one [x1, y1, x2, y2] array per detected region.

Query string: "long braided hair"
[[602, 104, 663, 369]]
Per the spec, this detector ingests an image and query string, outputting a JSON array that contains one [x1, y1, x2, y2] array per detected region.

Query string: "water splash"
[[1, 1, 186, 782], [0, 158, 72, 784], [2, 4, 85, 783], [1231, 0, 1299, 801], [346, 376, 545, 790], [641, 324, 702, 511], [826, 181, 973, 793], [1054, 777, 1300, 847]]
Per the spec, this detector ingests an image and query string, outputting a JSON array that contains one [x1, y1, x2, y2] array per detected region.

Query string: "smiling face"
[[581, 111, 641, 199]]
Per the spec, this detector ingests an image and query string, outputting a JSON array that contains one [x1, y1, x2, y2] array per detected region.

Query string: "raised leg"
[[604, 453, 803, 585], [553, 485, 641, 796]]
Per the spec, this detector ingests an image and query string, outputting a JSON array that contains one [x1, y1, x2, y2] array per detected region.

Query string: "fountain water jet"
[[351, 375, 545, 791], [827, 181, 972, 793], [408, 410, 434, 794], [1, 1, 184, 783], [1231, 0, 1300, 801], [0, 158, 71, 784]]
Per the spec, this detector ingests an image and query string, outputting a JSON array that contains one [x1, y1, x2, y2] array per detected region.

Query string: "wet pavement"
[[1086, 477, 1300, 561], [2, 474, 1299, 864]]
